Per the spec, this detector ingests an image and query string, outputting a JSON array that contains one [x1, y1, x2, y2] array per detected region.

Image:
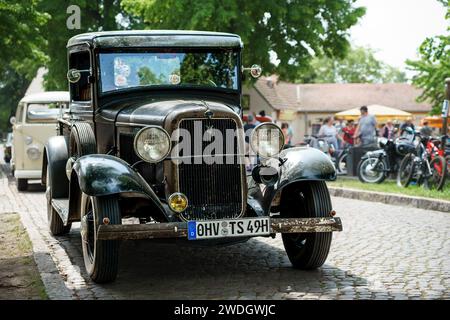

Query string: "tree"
[[298, 46, 407, 83], [0, 0, 48, 134], [406, 1, 449, 114], [121, 0, 366, 81], [39, 0, 136, 90]]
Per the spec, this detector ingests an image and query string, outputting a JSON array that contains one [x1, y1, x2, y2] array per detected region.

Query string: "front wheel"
[[17, 178, 28, 191], [424, 156, 447, 191], [81, 194, 121, 283], [397, 153, 416, 188], [281, 181, 332, 269], [336, 151, 348, 175], [357, 157, 386, 183]]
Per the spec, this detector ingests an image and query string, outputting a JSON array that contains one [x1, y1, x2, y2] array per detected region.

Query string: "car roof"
[[67, 30, 243, 49], [20, 91, 70, 104]]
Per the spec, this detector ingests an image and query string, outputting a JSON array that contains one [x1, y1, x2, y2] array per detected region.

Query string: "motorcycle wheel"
[[397, 153, 416, 188], [357, 157, 386, 183], [424, 156, 447, 191], [336, 151, 348, 175]]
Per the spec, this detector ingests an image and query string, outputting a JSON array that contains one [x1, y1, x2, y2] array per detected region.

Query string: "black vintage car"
[[43, 30, 342, 283]]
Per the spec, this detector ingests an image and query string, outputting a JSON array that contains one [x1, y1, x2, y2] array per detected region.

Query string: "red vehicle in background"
[[242, 114, 273, 123]]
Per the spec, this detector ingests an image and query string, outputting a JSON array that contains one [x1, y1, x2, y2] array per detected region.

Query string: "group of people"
[[317, 106, 436, 153], [317, 106, 377, 151]]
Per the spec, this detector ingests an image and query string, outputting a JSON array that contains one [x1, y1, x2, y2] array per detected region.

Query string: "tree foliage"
[[39, 0, 132, 90], [298, 46, 407, 84], [0, 0, 48, 133], [406, 2, 449, 114], [121, 0, 365, 81]]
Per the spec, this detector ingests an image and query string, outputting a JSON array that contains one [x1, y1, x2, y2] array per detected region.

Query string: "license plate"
[[187, 217, 270, 240]]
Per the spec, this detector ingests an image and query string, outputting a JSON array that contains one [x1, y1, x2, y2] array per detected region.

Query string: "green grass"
[[328, 178, 450, 201]]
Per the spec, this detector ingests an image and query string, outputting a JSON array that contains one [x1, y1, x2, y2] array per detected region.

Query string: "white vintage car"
[[11, 91, 69, 191]]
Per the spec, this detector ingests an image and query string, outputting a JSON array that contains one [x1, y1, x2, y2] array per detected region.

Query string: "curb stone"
[[329, 187, 450, 213]]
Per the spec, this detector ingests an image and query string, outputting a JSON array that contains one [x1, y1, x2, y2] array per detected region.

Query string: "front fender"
[[258, 147, 336, 214], [361, 149, 384, 160], [73, 154, 156, 198], [69, 155, 171, 222]]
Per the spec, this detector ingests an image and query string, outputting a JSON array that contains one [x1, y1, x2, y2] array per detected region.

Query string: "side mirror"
[[242, 64, 262, 78], [67, 68, 90, 83], [9, 116, 16, 125]]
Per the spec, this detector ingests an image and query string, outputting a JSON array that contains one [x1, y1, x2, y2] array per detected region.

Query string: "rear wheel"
[[336, 151, 348, 175], [281, 181, 332, 269], [17, 178, 28, 191], [397, 153, 415, 188], [424, 156, 447, 191], [81, 194, 121, 283], [357, 157, 386, 183]]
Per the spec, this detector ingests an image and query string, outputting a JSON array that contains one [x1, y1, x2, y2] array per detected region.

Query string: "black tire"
[[281, 181, 332, 270], [46, 165, 71, 235], [17, 178, 28, 191], [357, 157, 386, 184], [446, 155, 450, 178], [69, 123, 96, 158], [424, 156, 447, 191], [336, 151, 348, 175], [81, 194, 121, 283], [397, 153, 416, 188]]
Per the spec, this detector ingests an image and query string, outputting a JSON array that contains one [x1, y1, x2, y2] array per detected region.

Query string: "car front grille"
[[177, 118, 244, 221]]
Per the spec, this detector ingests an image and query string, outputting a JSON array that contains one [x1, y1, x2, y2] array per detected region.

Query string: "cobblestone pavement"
[[0, 165, 449, 300]]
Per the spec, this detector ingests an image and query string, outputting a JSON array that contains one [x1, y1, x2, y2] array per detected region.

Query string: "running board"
[[51, 199, 69, 225], [97, 217, 343, 241]]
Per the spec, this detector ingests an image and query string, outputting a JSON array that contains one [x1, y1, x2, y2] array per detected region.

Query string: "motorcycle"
[[357, 134, 416, 184]]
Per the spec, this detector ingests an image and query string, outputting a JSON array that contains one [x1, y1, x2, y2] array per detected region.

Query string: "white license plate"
[[187, 217, 270, 240]]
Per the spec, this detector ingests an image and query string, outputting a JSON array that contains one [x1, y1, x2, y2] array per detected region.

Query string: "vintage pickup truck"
[[43, 30, 342, 283]]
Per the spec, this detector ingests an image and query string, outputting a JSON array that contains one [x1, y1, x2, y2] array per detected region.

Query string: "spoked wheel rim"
[[338, 153, 347, 174], [398, 154, 414, 187], [81, 196, 96, 264], [425, 157, 446, 190], [360, 158, 384, 183]]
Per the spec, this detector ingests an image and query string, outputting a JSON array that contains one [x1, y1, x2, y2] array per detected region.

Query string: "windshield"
[[98, 49, 239, 93], [26, 102, 68, 123]]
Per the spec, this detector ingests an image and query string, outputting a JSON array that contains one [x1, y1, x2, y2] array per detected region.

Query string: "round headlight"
[[26, 146, 41, 160], [250, 123, 285, 158], [134, 126, 171, 163]]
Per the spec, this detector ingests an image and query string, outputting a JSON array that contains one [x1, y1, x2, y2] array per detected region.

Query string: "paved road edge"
[[329, 186, 450, 213]]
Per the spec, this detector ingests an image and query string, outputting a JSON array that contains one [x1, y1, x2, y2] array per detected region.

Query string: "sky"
[[350, 0, 448, 73]]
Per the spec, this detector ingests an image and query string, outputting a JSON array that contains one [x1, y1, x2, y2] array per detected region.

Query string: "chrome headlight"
[[26, 146, 41, 160], [134, 126, 171, 163], [250, 123, 285, 158]]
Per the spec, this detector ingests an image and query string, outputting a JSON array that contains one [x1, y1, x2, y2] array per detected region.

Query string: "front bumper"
[[97, 217, 343, 241]]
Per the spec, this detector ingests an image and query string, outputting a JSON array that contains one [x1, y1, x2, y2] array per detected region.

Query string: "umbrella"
[[335, 104, 412, 122]]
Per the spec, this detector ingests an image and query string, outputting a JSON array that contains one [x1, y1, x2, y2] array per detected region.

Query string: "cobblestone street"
[[0, 164, 449, 300]]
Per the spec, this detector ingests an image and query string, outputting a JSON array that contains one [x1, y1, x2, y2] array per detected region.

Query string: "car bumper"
[[96, 217, 343, 241], [14, 170, 42, 179]]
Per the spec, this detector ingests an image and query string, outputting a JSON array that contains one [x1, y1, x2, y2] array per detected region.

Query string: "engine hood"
[[116, 99, 241, 128]]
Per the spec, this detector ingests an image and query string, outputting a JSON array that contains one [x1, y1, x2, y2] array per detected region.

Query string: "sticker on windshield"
[[114, 58, 130, 87], [169, 74, 181, 85]]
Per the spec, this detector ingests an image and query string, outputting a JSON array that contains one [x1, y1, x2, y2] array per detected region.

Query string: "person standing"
[[340, 120, 356, 146], [318, 116, 340, 150], [419, 120, 433, 137], [281, 122, 293, 147], [400, 118, 415, 135], [380, 119, 396, 139], [354, 106, 377, 146]]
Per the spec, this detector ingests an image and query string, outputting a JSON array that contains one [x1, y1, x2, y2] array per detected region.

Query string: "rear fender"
[[42, 136, 69, 198]]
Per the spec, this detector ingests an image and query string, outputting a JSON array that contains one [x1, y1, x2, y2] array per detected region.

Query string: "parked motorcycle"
[[357, 135, 416, 183]]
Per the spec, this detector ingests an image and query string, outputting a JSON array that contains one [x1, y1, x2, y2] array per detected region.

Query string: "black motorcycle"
[[357, 135, 416, 184]]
